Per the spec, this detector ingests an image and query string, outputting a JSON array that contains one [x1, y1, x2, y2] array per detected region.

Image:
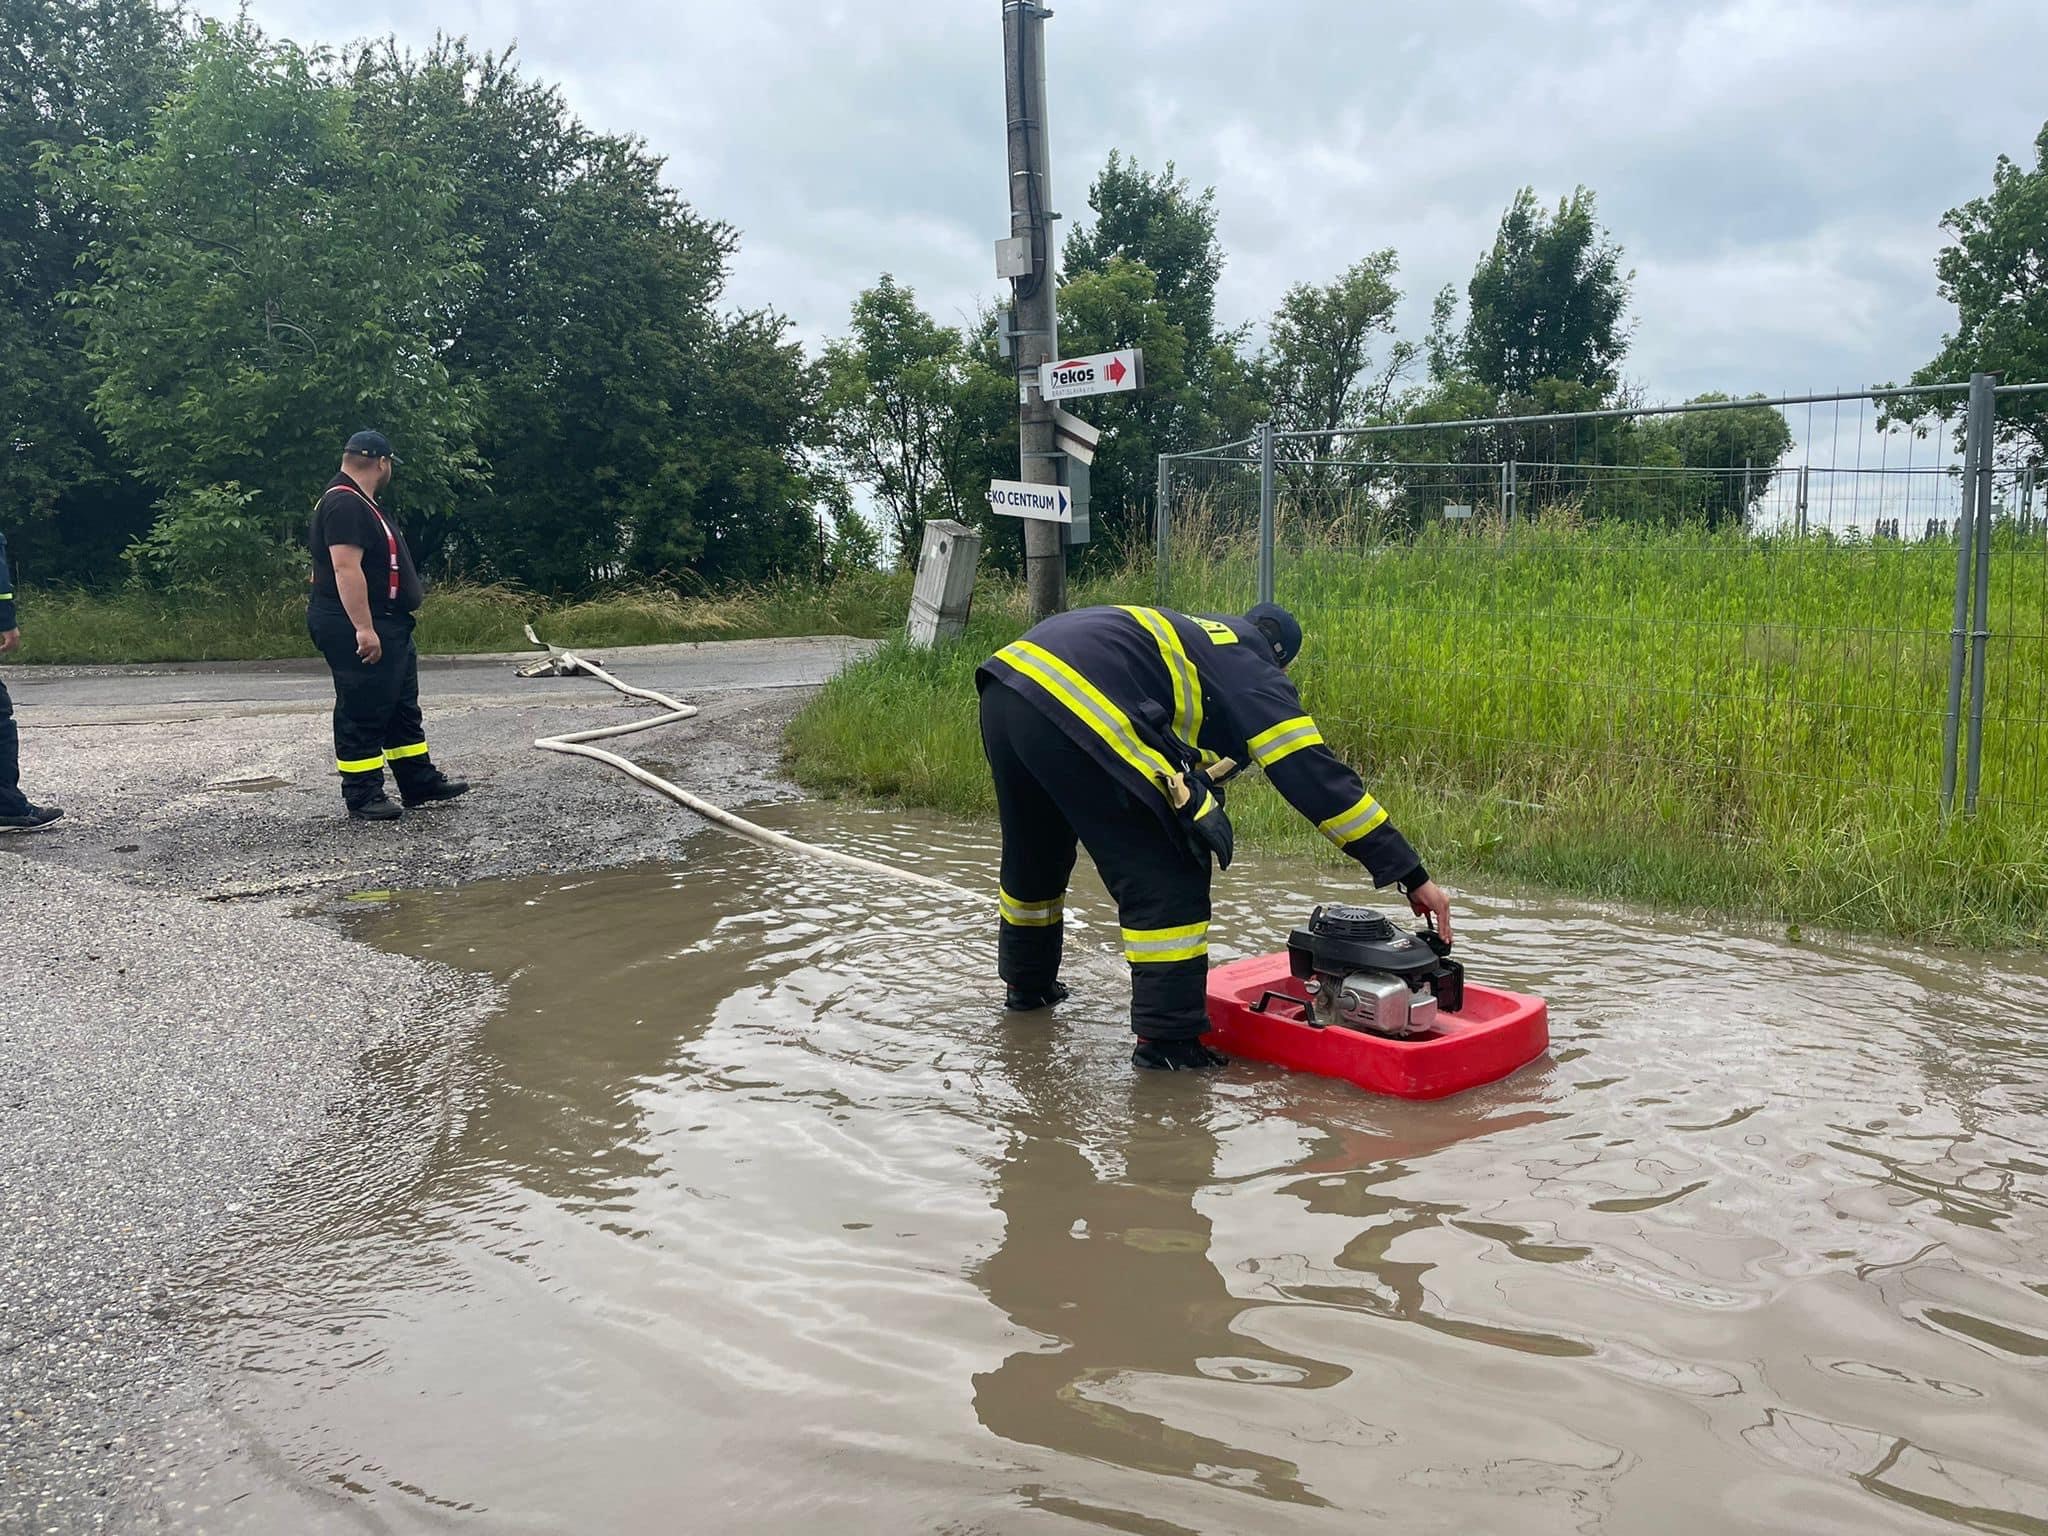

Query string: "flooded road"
[[181, 808, 2048, 1534]]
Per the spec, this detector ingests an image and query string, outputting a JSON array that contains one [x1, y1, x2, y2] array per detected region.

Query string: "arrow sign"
[[1039, 348, 1144, 402], [986, 478, 1072, 523]]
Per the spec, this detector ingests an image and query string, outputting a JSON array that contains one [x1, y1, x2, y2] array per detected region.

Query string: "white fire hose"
[[520, 627, 974, 898]]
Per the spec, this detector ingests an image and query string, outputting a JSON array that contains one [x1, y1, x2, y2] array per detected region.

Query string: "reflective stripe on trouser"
[[981, 682, 1214, 1041], [309, 600, 430, 800]]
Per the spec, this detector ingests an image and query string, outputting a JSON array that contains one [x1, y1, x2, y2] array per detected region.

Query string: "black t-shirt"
[[309, 475, 424, 616]]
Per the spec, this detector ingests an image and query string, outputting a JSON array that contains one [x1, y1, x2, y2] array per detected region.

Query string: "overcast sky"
[[201, 0, 2044, 405]]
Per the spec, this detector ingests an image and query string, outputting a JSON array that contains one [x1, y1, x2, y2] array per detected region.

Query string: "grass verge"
[[787, 534, 2048, 950], [7, 573, 910, 665]]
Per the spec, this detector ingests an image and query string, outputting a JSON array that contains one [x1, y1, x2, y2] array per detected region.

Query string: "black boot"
[[342, 768, 401, 822], [1004, 980, 1071, 1013], [392, 756, 469, 807], [1132, 1037, 1228, 1072]]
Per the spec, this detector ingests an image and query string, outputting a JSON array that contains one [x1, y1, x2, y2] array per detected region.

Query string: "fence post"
[[1942, 373, 1993, 814], [1506, 458, 1517, 526], [1155, 453, 1172, 605], [1257, 420, 1276, 606], [1964, 372, 2002, 812], [1795, 465, 1809, 537]]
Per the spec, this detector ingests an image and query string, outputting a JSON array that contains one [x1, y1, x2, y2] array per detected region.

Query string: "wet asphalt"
[[0, 637, 872, 1533]]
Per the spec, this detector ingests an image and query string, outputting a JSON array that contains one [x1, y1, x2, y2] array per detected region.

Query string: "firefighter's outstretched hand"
[[0, 629, 18, 655], [1407, 879, 1453, 946]]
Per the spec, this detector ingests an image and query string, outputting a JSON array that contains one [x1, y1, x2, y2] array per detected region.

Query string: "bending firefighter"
[[307, 430, 468, 821], [977, 602, 1453, 1071]]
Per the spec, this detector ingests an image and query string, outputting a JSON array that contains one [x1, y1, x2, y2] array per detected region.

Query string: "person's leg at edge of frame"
[[980, 685, 1077, 1012], [0, 676, 24, 816], [380, 620, 467, 807]]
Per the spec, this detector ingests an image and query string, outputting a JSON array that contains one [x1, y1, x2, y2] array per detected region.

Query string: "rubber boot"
[[1004, 980, 1071, 1013], [1132, 1038, 1228, 1072]]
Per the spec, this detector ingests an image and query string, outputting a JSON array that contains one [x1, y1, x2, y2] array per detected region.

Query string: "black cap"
[[1245, 602, 1303, 667], [344, 429, 399, 463]]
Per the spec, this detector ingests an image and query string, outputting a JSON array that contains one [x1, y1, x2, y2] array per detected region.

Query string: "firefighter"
[[307, 430, 468, 821], [977, 601, 1453, 1071], [0, 527, 63, 832]]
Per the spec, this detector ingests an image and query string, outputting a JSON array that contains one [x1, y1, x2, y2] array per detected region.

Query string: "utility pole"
[[1002, 0, 1065, 619]]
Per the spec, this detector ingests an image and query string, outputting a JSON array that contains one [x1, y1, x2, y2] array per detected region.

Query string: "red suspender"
[[333, 484, 399, 602]]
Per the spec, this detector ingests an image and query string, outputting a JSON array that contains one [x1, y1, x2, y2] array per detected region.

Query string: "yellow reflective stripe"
[[336, 753, 386, 773], [1248, 714, 1324, 768], [1117, 605, 1203, 751], [1121, 920, 1210, 964], [0, 592, 12, 600], [384, 741, 430, 761], [1192, 789, 1217, 821], [994, 642, 1180, 787], [999, 888, 1063, 927], [1319, 792, 1389, 847], [1195, 617, 1237, 645]]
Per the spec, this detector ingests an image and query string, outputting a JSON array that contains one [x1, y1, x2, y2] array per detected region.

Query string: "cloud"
[[203, 0, 2047, 406]]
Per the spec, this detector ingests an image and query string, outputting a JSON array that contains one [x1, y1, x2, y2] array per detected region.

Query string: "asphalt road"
[[0, 636, 873, 1533]]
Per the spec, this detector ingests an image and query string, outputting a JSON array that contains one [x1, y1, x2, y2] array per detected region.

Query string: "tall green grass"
[[788, 516, 2048, 948], [8, 572, 911, 664]]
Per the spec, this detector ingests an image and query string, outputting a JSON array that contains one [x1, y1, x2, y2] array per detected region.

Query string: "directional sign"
[[1039, 348, 1143, 402], [986, 478, 1072, 523], [1050, 405, 1100, 466]]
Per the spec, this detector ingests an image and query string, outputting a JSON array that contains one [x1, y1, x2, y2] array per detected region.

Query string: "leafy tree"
[[1, 0, 185, 581], [349, 40, 789, 590], [1462, 186, 1631, 403], [1635, 394, 1794, 528], [1063, 153, 1225, 369], [63, 19, 481, 562], [1263, 251, 1414, 498], [1052, 257, 1189, 560], [821, 276, 1006, 564], [1892, 121, 2048, 463]]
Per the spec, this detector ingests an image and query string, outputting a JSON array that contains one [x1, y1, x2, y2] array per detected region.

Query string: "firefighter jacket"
[[976, 605, 1426, 890]]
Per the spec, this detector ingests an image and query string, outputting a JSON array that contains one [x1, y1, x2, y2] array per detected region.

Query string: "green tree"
[[1, 0, 185, 582], [349, 40, 784, 589], [1063, 152, 1225, 369], [1052, 257, 1189, 560], [1462, 186, 1632, 403], [63, 19, 481, 568], [821, 276, 1006, 564], [1263, 251, 1413, 498], [1636, 394, 1794, 528], [1892, 121, 2048, 463]]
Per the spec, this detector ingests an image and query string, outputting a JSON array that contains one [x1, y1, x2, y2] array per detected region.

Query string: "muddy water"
[[188, 807, 2048, 1534]]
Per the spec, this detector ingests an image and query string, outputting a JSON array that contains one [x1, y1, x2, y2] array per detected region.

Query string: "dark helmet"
[[1244, 602, 1302, 667]]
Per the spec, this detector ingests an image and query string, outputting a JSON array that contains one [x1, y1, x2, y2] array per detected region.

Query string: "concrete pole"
[[1257, 421, 1276, 606], [1155, 454, 1172, 604], [1002, 0, 1064, 620], [1964, 371, 2002, 813], [1941, 373, 1992, 814]]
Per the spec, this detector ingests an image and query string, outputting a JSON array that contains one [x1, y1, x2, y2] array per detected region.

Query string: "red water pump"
[[1203, 904, 1548, 1100]]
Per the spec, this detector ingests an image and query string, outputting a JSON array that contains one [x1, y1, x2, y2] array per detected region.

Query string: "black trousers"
[[308, 598, 436, 801], [980, 682, 1213, 1041], [0, 674, 23, 815]]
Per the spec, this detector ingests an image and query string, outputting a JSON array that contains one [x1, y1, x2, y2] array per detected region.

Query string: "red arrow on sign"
[[1105, 356, 1127, 385]]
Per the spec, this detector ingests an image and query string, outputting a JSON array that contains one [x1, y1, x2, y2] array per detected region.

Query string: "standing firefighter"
[[307, 431, 468, 821], [977, 602, 1453, 1071], [0, 528, 63, 832]]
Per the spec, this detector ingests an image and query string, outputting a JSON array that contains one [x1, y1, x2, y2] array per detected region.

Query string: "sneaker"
[[400, 776, 470, 807], [1004, 980, 1071, 1013], [346, 794, 403, 822], [1132, 1038, 1228, 1072], [0, 804, 64, 833]]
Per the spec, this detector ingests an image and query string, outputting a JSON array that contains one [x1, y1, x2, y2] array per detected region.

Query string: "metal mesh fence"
[[1157, 381, 2048, 824]]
